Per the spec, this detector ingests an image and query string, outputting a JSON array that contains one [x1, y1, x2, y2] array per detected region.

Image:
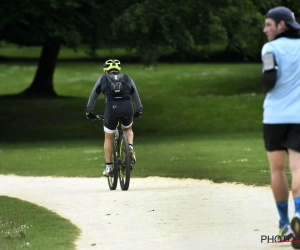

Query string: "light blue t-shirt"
[[261, 37, 300, 123]]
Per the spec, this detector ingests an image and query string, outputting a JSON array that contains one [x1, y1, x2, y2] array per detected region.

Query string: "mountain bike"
[[94, 115, 134, 191]]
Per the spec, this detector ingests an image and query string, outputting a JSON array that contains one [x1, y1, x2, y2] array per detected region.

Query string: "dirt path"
[[0, 175, 294, 249]]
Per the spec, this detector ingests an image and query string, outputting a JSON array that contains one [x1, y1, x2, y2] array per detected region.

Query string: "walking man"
[[262, 6, 300, 248]]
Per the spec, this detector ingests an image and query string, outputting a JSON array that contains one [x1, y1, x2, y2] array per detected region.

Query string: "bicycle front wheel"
[[118, 134, 131, 191], [107, 143, 118, 190]]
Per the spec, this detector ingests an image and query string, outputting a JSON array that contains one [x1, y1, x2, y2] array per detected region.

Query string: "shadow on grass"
[[0, 93, 157, 143], [0, 92, 264, 143], [0, 94, 96, 142]]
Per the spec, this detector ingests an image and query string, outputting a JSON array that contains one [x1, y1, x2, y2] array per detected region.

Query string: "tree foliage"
[[111, 0, 226, 64], [111, 0, 266, 63], [0, 0, 99, 48], [1, 0, 300, 95], [0, 0, 101, 95]]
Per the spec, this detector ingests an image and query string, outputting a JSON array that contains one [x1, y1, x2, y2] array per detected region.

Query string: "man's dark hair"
[[274, 19, 297, 31]]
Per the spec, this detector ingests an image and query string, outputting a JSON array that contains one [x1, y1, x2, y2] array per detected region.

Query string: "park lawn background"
[[0, 61, 277, 186], [0, 47, 283, 249], [0, 196, 80, 250]]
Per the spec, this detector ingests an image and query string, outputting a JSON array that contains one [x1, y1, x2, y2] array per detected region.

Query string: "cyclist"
[[86, 59, 143, 176]]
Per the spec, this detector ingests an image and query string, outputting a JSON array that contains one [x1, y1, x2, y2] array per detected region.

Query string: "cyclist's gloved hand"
[[86, 111, 98, 119], [134, 111, 142, 118]]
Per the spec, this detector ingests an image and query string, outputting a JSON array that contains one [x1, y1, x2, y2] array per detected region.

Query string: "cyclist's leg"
[[120, 100, 134, 145], [103, 103, 119, 174], [122, 124, 133, 145], [122, 123, 135, 163], [104, 131, 114, 163], [120, 101, 135, 162]]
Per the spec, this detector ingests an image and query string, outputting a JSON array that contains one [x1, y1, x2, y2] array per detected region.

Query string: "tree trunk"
[[23, 39, 60, 97]]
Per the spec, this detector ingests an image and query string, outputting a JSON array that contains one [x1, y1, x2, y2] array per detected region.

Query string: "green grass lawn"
[[0, 61, 274, 186], [0, 196, 79, 250], [0, 133, 272, 186], [0, 60, 280, 249]]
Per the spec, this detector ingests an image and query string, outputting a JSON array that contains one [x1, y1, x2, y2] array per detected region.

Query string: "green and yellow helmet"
[[103, 59, 121, 72]]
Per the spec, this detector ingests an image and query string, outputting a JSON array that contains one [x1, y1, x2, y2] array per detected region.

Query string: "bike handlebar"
[[92, 115, 136, 121], [95, 115, 104, 120], [91, 115, 104, 121]]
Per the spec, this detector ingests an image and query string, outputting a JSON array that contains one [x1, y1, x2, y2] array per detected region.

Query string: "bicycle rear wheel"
[[118, 134, 131, 191], [107, 143, 118, 190]]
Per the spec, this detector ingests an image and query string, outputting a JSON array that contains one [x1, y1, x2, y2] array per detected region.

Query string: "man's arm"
[[261, 44, 278, 94], [262, 53, 278, 93]]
